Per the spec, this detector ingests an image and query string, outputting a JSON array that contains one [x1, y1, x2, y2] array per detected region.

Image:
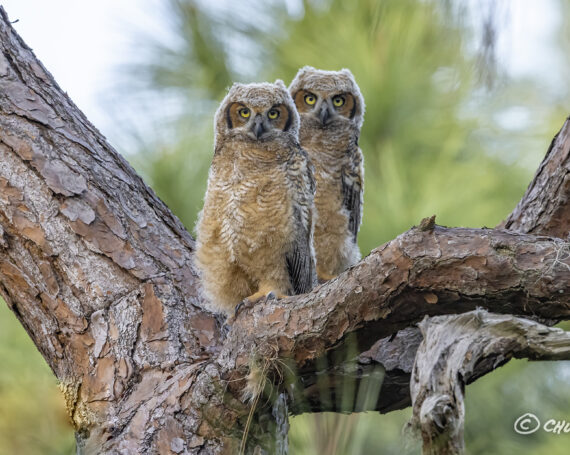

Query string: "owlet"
[[195, 81, 317, 315], [289, 67, 365, 281]]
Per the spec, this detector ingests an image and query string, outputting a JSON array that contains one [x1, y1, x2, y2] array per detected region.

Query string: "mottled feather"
[[195, 81, 317, 315], [289, 67, 365, 279], [342, 146, 363, 242]]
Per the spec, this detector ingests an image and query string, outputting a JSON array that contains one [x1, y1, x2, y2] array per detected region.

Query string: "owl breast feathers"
[[289, 66, 365, 281], [195, 80, 317, 315]]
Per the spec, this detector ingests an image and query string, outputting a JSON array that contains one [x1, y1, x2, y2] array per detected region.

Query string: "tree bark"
[[502, 116, 570, 237], [409, 310, 570, 455], [403, 116, 570, 454], [0, 6, 569, 454], [357, 116, 570, 423]]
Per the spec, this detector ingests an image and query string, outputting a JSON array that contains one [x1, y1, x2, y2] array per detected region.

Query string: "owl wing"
[[286, 147, 317, 295], [341, 147, 364, 242], [286, 213, 315, 294]]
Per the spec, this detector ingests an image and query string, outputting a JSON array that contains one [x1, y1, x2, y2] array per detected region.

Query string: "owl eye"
[[304, 94, 316, 105], [238, 108, 250, 118], [332, 95, 345, 107], [268, 109, 280, 120]]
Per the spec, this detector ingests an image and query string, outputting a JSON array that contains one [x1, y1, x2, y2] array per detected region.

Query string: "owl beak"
[[252, 117, 265, 139], [319, 105, 331, 126]]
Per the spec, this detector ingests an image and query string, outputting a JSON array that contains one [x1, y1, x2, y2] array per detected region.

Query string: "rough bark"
[[0, 7, 228, 454], [503, 117, 570, 237], [0, 5, 569, 454], [404, 119, 570, 453], [224, 226, 570, 406], [355, 116, 570, 421], [409, 310, 570, 455]]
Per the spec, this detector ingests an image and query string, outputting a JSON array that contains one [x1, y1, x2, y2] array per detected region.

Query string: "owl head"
[[214, 80, 300, 145], [289, 66, 365, 130]]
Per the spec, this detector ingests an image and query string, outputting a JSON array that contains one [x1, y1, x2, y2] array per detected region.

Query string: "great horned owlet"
[[289, 67, 365, 281], [195, 81, 317, 315]]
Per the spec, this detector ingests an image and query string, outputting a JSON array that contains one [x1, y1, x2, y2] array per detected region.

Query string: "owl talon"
[[271, 292, 289, 300], [234, 301, 244, 318], [221, 322, 231, 335], [233, 298, 255, 319]]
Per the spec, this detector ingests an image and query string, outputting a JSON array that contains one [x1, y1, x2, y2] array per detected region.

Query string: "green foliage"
[[464, 360, 570, 455], [0, 302, 75, 455], [269, 0, 535, 250]]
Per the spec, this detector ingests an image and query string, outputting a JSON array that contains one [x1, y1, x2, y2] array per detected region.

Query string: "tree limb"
[[406, 118, 570, 453], [503, 117, 570, 237], [409, 309, 570, 455], [349, 117, 570, 417], [223, 226, 570, 411], [227, 226, 570, 364]]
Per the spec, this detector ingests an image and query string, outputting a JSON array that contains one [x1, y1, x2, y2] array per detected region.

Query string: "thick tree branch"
[[409, 310, 570, 455], [0, 8, 229, 453], [224, 226, 570, 410], [406, 118, 570, 453], [503, 117, 570, 237], [328, 118, 570, 416]]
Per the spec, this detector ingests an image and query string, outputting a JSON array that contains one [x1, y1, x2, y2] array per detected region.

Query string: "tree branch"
[[0, 7, 214, 383], [503, 117, 570, 237], [406, 117, 570, 453], [0, 7, 229, 453], [324, 117, 570, 417], [224, 226, 570, 409], [409, 310, 570, 455]]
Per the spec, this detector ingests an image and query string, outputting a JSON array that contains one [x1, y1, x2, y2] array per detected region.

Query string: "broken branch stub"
[[409, 310, 570, 455]]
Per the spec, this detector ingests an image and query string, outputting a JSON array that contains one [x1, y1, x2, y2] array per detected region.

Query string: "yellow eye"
[[268, 109, 279, 119], [333, 96, 345, 107], [304, 94, 316, 105], [238, 108, 250, 118]]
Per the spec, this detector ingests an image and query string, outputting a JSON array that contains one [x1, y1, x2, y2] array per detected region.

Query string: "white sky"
[[0, 0, 562, 143], [1, 0, 169, 141]]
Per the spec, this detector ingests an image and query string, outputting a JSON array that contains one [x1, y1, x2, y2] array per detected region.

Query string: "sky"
[[0, 0, 170, 142], [0, 0, 563, 145]]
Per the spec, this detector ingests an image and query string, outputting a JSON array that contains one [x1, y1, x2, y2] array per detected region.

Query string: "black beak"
[[252, 117, 265, 139], [319, 105, 331, 125]]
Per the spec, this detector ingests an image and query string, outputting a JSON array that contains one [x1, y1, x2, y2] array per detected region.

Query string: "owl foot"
[[264, 290, 288, 300], [228, 299, 255, 325], [231, 288, 287, 319], [317, 271, 338, 283], [244, 285, 288, 304], [228, 286, 288, 323]]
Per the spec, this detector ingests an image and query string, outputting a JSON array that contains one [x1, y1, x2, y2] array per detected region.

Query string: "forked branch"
[[409, 310, 570, 455]]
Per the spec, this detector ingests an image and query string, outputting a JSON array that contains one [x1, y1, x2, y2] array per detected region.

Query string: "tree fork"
[[0, 6, 570, 454], [405, 116, 570, 453], [409, 310, 570, 455]]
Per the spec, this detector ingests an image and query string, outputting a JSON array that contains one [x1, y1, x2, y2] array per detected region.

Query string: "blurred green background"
[[1, 0, 570, 453]]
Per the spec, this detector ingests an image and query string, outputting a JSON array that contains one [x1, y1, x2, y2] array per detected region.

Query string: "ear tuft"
[[300, 65, 316, 73], [229, 82, 244, 92]]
